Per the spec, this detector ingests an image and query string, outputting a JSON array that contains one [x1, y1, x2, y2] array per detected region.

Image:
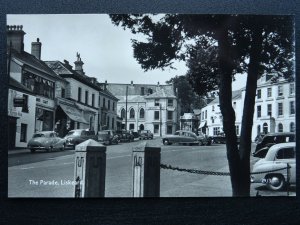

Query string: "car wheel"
[[266, 174, 286, 191], [47, 146, 53, 152], [163, 139, 169, 145], [199, 141, 203, 146], [30, 149, 36, 153]]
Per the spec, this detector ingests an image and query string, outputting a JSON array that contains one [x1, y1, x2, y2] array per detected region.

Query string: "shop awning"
[[199, 121, 207, 128], [59, 104, 89, 124]]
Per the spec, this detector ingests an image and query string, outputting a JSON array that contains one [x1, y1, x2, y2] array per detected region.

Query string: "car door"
[[181, 131, 190, 143], [274, 147, 296, 183]]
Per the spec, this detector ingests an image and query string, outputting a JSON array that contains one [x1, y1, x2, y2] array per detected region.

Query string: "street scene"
[[7, 14, 295, 197]]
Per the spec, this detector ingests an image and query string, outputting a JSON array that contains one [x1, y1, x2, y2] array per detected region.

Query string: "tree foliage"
[[110, 14, 294, 196]]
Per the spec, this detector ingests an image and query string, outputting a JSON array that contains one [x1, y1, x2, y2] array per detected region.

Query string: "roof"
[[116, 95, 146, 103], [10, 49, 62, 80], [145, 87, 176, 99], [45, 61, 102, 92], [9, 77, 35, 95], [106, 83, 175, 97], [100, 89, 119, 101]]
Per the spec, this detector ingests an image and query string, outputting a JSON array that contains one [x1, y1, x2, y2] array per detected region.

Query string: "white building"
[[105, 81, 179, 136], [251, 75, 295, 139], [199, 75, 295, 141], [8, 77, 36, 148], [7, 25, 65, 147]]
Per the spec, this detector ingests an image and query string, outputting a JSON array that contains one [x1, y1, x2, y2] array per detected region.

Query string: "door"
[[8, 117, 17, 149]]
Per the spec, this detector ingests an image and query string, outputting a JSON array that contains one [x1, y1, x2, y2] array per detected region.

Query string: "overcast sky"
[[7, 14, 246, 89]]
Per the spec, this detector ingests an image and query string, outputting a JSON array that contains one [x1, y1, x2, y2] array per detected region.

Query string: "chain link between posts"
[[160, 163, 290, 176]]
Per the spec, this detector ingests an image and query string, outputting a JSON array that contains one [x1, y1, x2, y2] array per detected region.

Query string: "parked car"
[[98, 130, 120, 145], [162, 130, 199, 145], [253, 132, 295, 158], [64, 129, 98, 150], [116, 130, 134, 142], [251, 142, 296, 191], [212, 133, 240, 144], [254, 133, 265, 143], [139, 130, 154, 140], [27, 131, 65, 153], [197, 133, 212, 146]]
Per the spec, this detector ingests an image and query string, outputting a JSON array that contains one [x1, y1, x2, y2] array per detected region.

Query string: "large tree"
[[110, 14, 294, 196]]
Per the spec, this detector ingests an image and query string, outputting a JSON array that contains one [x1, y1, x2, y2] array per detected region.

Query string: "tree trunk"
[[216, 25, 241, 197], [238, 22, 264, 196]]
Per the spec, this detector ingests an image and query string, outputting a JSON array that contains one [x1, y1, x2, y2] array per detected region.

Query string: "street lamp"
[[125, 85, 128, 130], [160, 103, 162, 137]]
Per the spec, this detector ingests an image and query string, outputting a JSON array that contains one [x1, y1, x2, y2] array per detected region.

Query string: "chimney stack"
[[74, 52, 84, 75], [7, 25, 26, 53], [131, 81, 133, 85], [31, 38, 42, 59]]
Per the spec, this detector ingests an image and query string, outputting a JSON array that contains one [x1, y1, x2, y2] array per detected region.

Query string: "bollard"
[[74, 139, 106, 198], [132, 141, 161, 197]]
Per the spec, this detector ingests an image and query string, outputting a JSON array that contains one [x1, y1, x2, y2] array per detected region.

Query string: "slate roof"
[[45, 60, 102, 92], [116, 95, 146, 103], [10, 49, 62, 80], [106, 83, 176, 99]]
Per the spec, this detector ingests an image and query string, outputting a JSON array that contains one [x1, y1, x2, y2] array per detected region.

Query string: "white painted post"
[[74, 139, 106, 198]]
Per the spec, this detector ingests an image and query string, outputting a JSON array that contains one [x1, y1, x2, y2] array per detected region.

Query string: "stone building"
[[104, 81, 179, 136]]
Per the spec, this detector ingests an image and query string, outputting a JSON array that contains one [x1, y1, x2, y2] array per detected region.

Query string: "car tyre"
[[266, 174, 286, 191], [163, 139, 170, 145]]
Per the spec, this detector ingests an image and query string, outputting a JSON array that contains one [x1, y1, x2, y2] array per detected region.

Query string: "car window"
[[33, 133, 45, 138], [287, 136, 295, 142], [276, 147, 295, 159]]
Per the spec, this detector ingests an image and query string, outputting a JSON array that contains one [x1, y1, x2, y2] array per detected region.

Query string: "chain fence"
[[160, 163, 290, 176]]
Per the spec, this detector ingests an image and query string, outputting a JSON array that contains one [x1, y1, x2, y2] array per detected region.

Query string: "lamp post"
[[125, 85, 128, 130], [160, 103, 162, 137]]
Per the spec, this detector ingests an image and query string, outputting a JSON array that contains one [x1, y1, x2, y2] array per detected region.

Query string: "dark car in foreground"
[[139, 130, 154, 140], [27, 131, 65, 153], [253, 132, 295, 158], [64, 129, 98, 149], [98, 130, 120, 145]]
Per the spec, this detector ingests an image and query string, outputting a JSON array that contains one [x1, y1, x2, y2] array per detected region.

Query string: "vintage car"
[[27, 131, 65, 153], [251, 142, 296, 191], [64, 129, 98, 150], [197, 133, 212, 146], [139, 130, 154, 140], [98, 130, 120, 145], [253, 132, 295, 158], [162, 130, 199, 145], [116, 130, 134, 142]]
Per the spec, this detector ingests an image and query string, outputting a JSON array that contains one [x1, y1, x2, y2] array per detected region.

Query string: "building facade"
[[7, 25, 65, 147], [105, 81, 179, 136], [199, 75, 295, 141]]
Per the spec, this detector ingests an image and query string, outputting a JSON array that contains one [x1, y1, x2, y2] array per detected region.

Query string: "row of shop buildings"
[[180, 75, 295, 141], [7, 25, 179, 149]]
